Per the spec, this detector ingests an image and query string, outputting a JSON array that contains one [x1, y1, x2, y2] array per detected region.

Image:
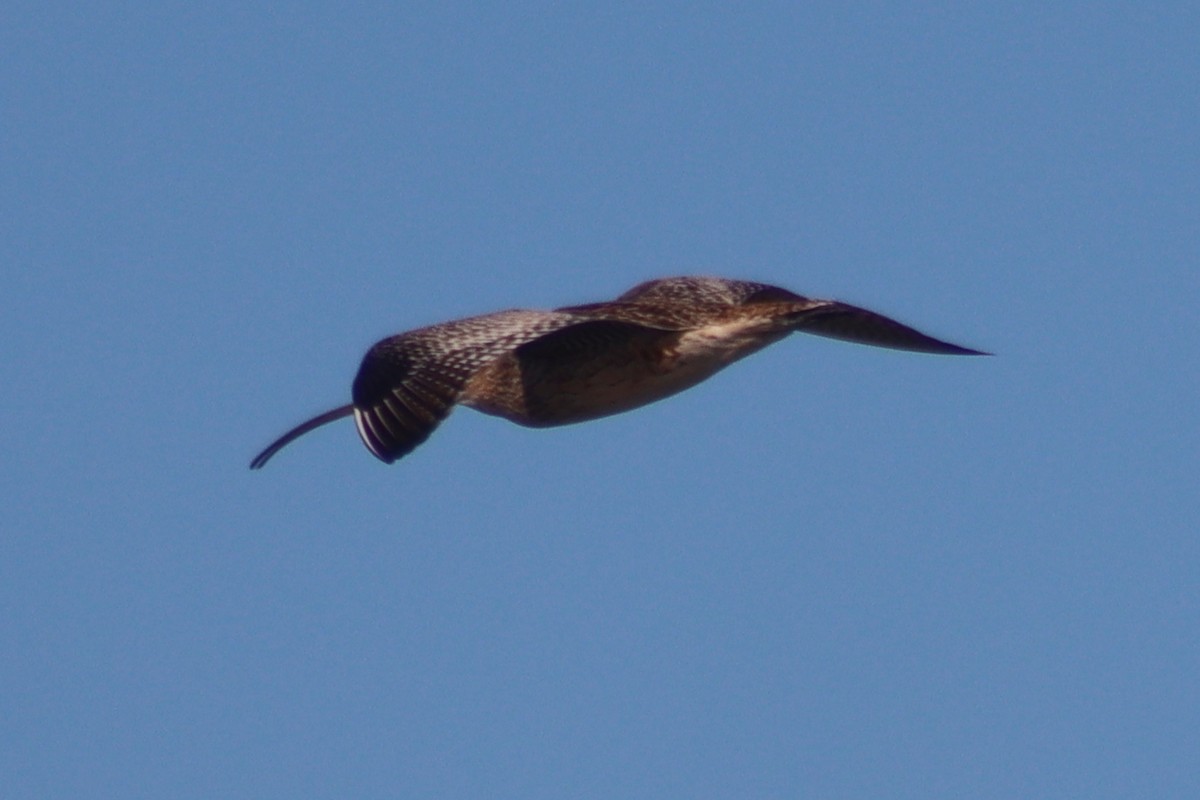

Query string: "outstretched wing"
[[505, 318, 687, 425], [515, 318, 679, 366], [791, 300, 988, 355], [352, 309, 584, 462], [351, 346, 464, 464]]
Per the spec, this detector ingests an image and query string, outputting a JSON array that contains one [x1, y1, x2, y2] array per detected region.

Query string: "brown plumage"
[[250, 276, 985, 468]]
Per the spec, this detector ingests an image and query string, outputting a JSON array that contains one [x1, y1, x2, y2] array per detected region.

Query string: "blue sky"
[[3, 2, 1197, 798]]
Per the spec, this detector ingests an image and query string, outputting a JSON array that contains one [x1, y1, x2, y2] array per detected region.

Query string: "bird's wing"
[[351, 347, 465, 464], [353, 310, 584, 462], [511, 318, 683, 419], [515, 318, 679, 362], [791, 300, 988, 355]]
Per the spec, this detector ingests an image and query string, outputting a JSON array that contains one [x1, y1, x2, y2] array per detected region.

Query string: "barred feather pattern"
[[351, 310, 582, 462]]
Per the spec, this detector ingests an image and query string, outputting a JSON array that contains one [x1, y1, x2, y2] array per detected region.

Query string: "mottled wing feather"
[[351, 309, 583, 462], [352, 354, 462, 463], [793, 301, 988, 355], [616, 276, 779, 306]]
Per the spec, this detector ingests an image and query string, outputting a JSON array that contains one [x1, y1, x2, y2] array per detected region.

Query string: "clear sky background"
[[3, 3, 1197, 798]]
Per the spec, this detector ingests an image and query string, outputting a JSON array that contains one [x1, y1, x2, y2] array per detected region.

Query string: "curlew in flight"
[[250, 276, 985, 468]]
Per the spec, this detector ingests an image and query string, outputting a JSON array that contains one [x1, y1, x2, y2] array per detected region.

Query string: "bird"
[[249, 276, 986, 468]]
